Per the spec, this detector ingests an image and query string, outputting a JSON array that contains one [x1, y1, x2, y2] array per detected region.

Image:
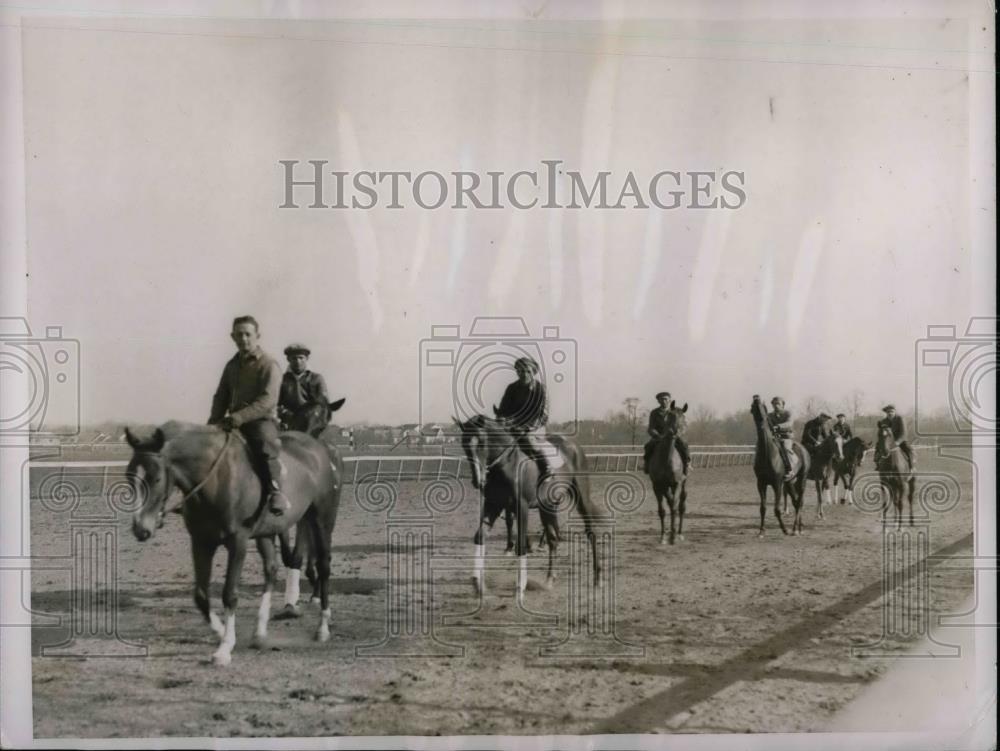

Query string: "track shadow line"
[[592, 532, 973, 733]]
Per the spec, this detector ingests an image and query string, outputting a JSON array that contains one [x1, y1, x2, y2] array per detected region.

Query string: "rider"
[[875, 404, 914, 469], [643, 391, 692, 476], [278, 343, 331, 431], [831, 413, 853, 441], [801, 412, 833, 455], [495, 356, 551, 485], [768, 396, 796, 481], [208, 315, 289, 515]]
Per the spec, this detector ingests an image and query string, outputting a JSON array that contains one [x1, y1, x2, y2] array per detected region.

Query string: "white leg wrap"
[[846, 489, 854, 505], [822, 489, 832, 505], [212, 609, 237, 666], [209, 611, 225, 639], [256, 591, 271, 639], [316, 608, 331, 642], [517, 556, 528, 595], [473, 544, 485, 588], [284, 569, 301, 607]]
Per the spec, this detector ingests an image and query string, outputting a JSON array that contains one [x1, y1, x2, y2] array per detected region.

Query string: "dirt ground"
[[29, 450, 976, 738]]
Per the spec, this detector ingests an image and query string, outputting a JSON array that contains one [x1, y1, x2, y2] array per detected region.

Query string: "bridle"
[[133, 431, 232, 516]]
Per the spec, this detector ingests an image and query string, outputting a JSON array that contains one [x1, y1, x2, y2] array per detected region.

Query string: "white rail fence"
[[29, 445, 936, 499]]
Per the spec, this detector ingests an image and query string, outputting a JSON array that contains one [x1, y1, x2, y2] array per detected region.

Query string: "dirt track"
[[30, 451, 975, 738]]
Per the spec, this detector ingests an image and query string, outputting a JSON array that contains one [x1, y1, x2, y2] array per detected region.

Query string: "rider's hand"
[[218, 416, 237, 432]]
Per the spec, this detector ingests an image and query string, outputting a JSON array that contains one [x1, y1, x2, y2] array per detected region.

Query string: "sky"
[[16, 6, 995, 430]]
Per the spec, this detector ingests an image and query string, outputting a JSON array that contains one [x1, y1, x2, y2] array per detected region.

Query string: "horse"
[[805, 432, 839, 519], [648, 400, 689, 545], [832, 435, 870, 505], [874, 424, 915, 528], [454, 415, 600, 602], [126, 421, 343, 666], [750, 395, 810, 536], [275, 397, 345, 613]]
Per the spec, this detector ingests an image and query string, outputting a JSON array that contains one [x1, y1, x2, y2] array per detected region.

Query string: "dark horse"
[[832, 435, 870, 505], [649, 400, 689, 545], [127, 421, 343, 665], [805, 432, 839, 519], [750, 395, 810, 536], [455, 415, 600, 601], [275, 397, 345, 613], [875, 424, 915, 528]]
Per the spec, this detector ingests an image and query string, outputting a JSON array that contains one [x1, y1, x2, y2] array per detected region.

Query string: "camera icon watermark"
[[418, 316, 578, 434], [0, 317, 80, 437], [914, 317, 996, 440]]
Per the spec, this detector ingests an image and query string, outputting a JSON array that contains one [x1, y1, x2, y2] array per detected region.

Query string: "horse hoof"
[[669, 536, 676, 546], [504, 549, 515, 557], [212, 651, 232, 667], [250, 635, 267, 650], [273, 603, 302, 621], [315, 630, 331, 643], [676, 535, 684, 543], [659, 536, 667, 546], [309, 596, 321, 606], [544, 577, 555, 591]]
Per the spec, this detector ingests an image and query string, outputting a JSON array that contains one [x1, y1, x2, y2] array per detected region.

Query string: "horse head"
[[875, 424, 895, 458], [665, 400, 689, 436], [453, 414, 514, 490], [750, 395, 767, 426], [125, 426, 177, 542]]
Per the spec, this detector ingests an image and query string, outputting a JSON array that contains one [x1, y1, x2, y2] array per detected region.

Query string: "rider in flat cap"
[[278, 343, 331, 431], [874, 404, 914, 469], [495, 356, 551, 484], [644, 391, 691, 475]]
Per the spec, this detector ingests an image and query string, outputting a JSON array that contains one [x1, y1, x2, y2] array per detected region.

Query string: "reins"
[[137, 430, 232, 506], [179, 430, 232, 502]]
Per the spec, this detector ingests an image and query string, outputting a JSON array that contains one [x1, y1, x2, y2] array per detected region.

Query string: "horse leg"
[[310, 519, 333, 642], [908, 477, 916, 526], [774, 480, 790, 536], [655, 490, 667, 545], [252, 536, 278, 649], [213, 535, 248, 666], [515, 498, 530, 606], [472, 516, 487, 595], [274, 525, 305, 620], [667, 487, 678, 545], [757, 478, 768, 537], [815, 480, 824, 520], [677, 482, 687, 542], [538, 509, 560, 590], [845, 473, 855, 505], [192, 538, 223, 639], [504, 508, 515, 556]]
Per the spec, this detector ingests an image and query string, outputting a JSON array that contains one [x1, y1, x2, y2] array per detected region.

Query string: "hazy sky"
[[19, 6, 995, 428]]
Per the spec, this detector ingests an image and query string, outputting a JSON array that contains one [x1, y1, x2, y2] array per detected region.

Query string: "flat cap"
[[655, 391, 671, 400], [882, 404, 896, 412], [283, 343, 311, 357], [513, 356, 539, 373]]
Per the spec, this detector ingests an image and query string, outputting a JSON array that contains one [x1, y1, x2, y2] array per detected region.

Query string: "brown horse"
[[750, 396, 809, 536], [454, 415, 599, 601], [275, 397, 345, 613], [875, 424, 915, 528], [127, 421, 342, 665], [805, 432, 839, 519], [832, 435, 870, 505], [648, 400, 689, 545]]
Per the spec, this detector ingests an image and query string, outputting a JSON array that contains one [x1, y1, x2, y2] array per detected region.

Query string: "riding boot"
[[901, 442, 915, 470], [677, 438, 692, 475], [264, 459, 290, 515], [779, 445, 795, 481], [643, 441, 654, 474]]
